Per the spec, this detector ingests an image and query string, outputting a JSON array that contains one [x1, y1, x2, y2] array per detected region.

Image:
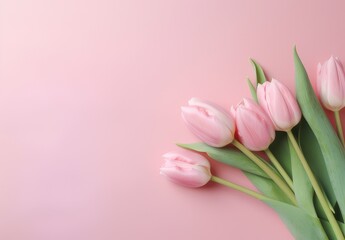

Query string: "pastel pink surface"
[[1, 1, 345, 239]]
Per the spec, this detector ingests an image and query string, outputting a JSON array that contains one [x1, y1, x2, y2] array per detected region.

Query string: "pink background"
[[1, 0, 345, 239]]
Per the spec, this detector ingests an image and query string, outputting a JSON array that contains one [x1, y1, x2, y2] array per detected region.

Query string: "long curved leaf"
[[298, 118, 336, 207], [269, 128, 317, 216], [294, 48, 345, 220], [269, 132, 292, 178], [245, 172, 290, 203], [265, 199, 329, 240], [289, 130, 316, 216]]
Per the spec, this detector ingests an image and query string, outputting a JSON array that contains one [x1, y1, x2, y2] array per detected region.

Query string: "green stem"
[[334, 111, 345, 147], [265, 149, 294, 190], [211, 176, 270, 201], [232, 140, 297, 205], [287, 130, 344, 240]]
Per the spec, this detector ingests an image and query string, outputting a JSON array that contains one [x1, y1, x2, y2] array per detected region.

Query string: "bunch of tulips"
[[160, 49, 345, 240]]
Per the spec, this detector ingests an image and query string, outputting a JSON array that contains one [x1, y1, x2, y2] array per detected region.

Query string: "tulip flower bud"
[[257, 79, 301, 131], [160, 150, 212, 188], [181, 98, 235, 147], [231, 98, 275, 151], [317, 56, 345, 111]]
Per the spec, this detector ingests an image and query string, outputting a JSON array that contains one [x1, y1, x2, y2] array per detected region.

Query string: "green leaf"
[[244, 172, 290, 203], [299, 118, 338, 221], [294, 47, 345, 220], [269, 132, 292, 178], [264, 199, 329, 240], [247, 78, 258, 102], [250, 59, 267, 84], [269, 128, 318, 216], [177, 143, 268, 178], [298, 118, 336, 207], [321, 219, 345, 240], [289, 130, 317, 216]]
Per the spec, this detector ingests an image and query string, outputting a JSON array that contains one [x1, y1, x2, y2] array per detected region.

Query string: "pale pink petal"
[[234, 99, 275, 151], [181, 99, 235, 147], [160, 150, 211, 188], [318, 56, 345, 111], [257, 79, 301, 131]]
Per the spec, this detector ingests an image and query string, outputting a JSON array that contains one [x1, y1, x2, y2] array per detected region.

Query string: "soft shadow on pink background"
[[1, 1, 345, 239]]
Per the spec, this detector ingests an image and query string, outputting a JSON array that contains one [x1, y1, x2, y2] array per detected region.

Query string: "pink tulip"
[[317, 56, 345, 111], [160, 150, 211, 188], [257, 79, 301, 131], [231, 98, 275, 151], [181, 98, 235, 147]]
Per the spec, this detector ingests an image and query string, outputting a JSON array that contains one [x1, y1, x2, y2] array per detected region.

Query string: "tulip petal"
[[160, 165, 211, 188], [318, 56, 345, 111], [233, 98, 275, 151], [161, 150, 211, 188], [188, 98, 235, 130], [181, 99, 235, 147], [162, 150, 210, 168], [258, 79, 301, 131]]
